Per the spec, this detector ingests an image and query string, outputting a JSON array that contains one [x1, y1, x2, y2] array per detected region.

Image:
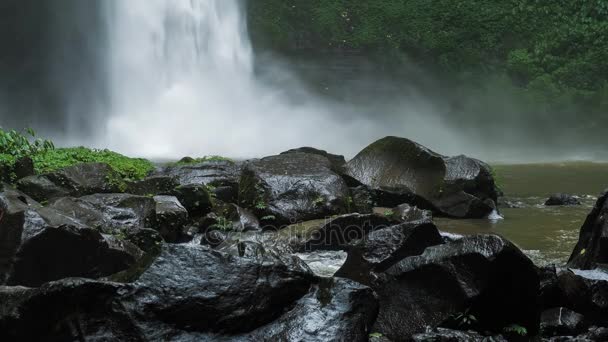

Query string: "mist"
[[1, 0, 606, 163]]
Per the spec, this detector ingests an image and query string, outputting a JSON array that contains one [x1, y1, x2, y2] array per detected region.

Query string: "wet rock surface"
[[546, 193, 582, 206], [541, 307, 587, 337], [372, 234, 540, 340], [239, 153, 350, 224], [17, 163, 125, 202], [568, 190, 608, 269], [344, 136, 499, 218], [0, 188, 141, 287]]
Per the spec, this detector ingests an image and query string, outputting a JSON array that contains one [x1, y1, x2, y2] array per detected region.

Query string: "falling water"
[[103, 0, 384, 159]]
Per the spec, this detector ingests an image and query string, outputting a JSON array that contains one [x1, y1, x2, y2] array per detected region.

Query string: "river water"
[[437, 162, 608, 266]]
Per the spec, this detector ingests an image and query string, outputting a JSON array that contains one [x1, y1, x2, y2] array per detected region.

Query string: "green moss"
[[32, 147, 154, 181], [169, 155, 233, 166]]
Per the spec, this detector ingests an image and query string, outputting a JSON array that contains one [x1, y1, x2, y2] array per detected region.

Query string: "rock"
[[158, 159, 241, 188], [541, 307, 587, 337], [344, 136, 499, 218], [546, 193, 582, 206], [49, 193, 156, 235], [0, 189, 141, 287], [0, 278, 142, 341], [389, 203, 433, 222], [239, 153, 350, 224], [12, 157, 34, 180], [124, 228, 163, 255], [126, 244, 314, 333], [211, 201, 262, 232], [247, 277, 378, 341], [17, 163, 125, 202], [539, 265, 567, 310], [568, 190, 608, 269], [280, 147, 346, 173], [349, 185, 375, 214], [373, 234, 540, 340], [557, 269, 608, 323], [125, 175, 178, 196], [0, 269, 376, 341], [335, 220, 443, 285], [153, 195, 189, 242], [201, 228, 228, 248], [301, 213, 393, 252], [411, 327, 508, 342], [170, 184, 212, 218]]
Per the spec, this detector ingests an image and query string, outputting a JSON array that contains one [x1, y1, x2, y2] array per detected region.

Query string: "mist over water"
[[100, 0, 497, 160], [1, 0, 605, 162]]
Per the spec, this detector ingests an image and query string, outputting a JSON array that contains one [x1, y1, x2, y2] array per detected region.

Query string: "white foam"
[[571, 268, 608, 281]]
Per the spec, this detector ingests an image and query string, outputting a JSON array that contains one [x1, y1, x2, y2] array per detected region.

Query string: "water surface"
[[437, 162, 608, 265]]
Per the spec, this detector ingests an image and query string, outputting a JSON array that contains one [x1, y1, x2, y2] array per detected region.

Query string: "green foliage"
[[369, 332, 383, 339], [249, 0, 608, 119], [0, 127, 54, 159], [503, 324, 528, 336], [261, 215, 276, 221], [451, 308, 478, 328], [215, 216, 234, 232], [383, 209, 394, 217], [170, 155, 233, 166], [32, 147, 154, 181]]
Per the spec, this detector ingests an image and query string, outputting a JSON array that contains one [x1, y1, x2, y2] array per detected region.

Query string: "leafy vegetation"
[[33, 147, 154, 181], [170, 155, 233, 166], [249, 0, 608, 126], [0, 127, 153, 182], [503, 324, 528, 336]]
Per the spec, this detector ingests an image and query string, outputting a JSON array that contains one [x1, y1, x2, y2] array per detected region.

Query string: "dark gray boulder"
[[211, 201, 261, 232], [546, 193, 582, 206], [17, 163, 125, 202], [0, 266, 377, 341], [344, 136, 499, 218], [125, 175, 178, 196], [246, 277, 378, 342], [300, 213, 393, 252], [335, 220, 443, 286], [0, 188, 142, 287], [388, 203, 433, 223], [153, 195, 189, 242], [280, 147, 346, 173], [372, 234, 540, 340], [239, 153, 350, 224], [541, 307, 587, 337], [411, 327, 508, 342], [568, 190, 608, 269], [49, 193, 156, 235], [557, 269, 608, 323], [170, 184, 212, 218]]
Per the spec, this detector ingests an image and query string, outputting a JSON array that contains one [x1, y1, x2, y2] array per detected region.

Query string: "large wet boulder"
[[49, 193, 156, 235], [153, 195, 189, 242], [335, 220, 444, 286], [16, 163, 125, 202], [247, 277, 378, 341], [125, 244, 314, 333], [0, 267, 377, 341], [0, 188, 141, 287], [541, 307, 588, 337], [411, 328, 508, 342], [169, 184, 212, 218], [158, 159, 241, 202], [125, 175, 179, 196], [300, 213, 393, 252], [211, 201, 261, 232], [344, 136, 499, 218], [546, 193, 582, 206], [568, 190, 608, 269], [556, 269, 608, 324], [280, 147, 346, 173], [239, 153, 351, 224], [372, 234, 540, 340]]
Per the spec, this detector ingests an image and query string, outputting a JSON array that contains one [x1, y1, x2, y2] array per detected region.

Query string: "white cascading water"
[[102, 0, 373, 158], [103, 0, 469, 159]]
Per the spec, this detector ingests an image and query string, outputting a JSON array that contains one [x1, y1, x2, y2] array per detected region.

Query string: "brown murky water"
[[436, 162, 608, 266]]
